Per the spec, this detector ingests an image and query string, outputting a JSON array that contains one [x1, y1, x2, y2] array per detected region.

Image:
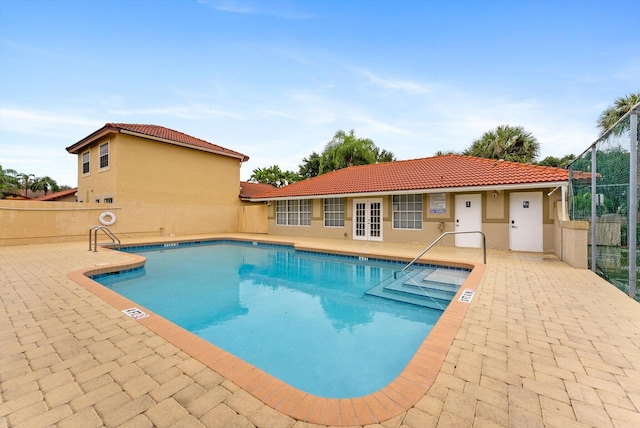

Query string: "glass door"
[[353, 198, 383, 241]]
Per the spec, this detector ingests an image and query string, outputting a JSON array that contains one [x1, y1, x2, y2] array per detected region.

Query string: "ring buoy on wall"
[[99, 211, 116, 226]]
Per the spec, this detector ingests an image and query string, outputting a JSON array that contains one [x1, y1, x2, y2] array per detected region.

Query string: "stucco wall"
[[76, 133, 243, 207], [0, 200, 267, 245], [266, 188, 562, 252], [0, 201, 116, 245], [553, 201, 589, 268], [2, 134, 256, 245]]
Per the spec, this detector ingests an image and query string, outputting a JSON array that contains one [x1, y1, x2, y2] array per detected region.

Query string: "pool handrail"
[[89, 225, 121, 252], [398, 231, 486, 276]]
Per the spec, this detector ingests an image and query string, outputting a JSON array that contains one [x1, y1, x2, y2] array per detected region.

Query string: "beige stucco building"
[[249, 155, 576, 255], [64, 123, 252, 238], [0, 124, 587, 266]]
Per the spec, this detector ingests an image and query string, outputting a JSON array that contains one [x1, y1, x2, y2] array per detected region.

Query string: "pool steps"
[[365, 267, 470, 310]]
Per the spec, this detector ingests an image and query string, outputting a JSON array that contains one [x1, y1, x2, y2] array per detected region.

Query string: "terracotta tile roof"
[[252, 154, 569, 199], [67, 123, 249, 161], [240, 181, 275, 199], [33, 188, 78, 201]]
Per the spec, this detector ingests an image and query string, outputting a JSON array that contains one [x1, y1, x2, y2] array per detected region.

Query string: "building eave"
[[66, 125, 249, 162], [249, 181, 568, 202], [119, 129, 249, 162], [65, 126, 117, 154]]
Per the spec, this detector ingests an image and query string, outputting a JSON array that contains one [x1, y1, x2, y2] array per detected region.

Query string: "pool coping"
[[67, 238, 485, 426]]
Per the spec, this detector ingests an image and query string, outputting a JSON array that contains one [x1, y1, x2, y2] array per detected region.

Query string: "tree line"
[[2, 93, 636, 194], [250, 92, 638, 187], [0, 166, 68, 199]]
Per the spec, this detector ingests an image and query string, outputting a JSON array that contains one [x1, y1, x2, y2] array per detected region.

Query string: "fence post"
[[591, 146, 597, 273], [629, 109, 637, 299]]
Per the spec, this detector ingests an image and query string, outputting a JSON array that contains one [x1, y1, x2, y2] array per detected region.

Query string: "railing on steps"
[[89, 225, 121, 252], [394, 231, 486, 280], [387, 231, 485, 311]]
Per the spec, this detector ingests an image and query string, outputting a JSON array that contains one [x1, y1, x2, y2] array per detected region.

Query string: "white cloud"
[[257, 109, 296, 119], [199, 0, 314, 20], [0, 107, 102, 139], [107, 105, 246, 121], [353, 68, 433, 95]]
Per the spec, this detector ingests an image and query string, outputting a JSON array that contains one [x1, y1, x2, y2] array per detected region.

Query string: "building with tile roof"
[[67, 123, 249, 162], [239, 181, 275, 201], [33, 187, 78, 202], [65, 123, 253, 237], [249, 155, 570, 252]]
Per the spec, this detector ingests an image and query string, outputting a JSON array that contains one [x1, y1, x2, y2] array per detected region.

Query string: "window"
[[392, 194, 423, 229], [99, 143, 109, 169], [324, 198, 345, 227], [82, 151, 90, 174], [276, 199, 311, 226], [103, 197, 114, 204]]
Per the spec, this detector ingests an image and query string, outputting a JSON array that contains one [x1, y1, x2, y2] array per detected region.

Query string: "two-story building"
[[66, 123, 251, 237]]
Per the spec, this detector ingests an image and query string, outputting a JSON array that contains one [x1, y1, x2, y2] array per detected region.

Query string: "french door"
[[353, 198, 383, 241]]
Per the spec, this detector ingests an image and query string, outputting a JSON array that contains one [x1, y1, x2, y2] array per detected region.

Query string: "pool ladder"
[[392, 231, 486, 310], [89, 225, 121, 252]]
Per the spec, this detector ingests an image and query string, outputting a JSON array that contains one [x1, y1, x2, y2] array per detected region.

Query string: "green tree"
[[597, 92, 640, 135], [536, 154, 576, 169], [317, 129, 395, 175], [0, 165, 20, 198], [464, 125, 539, 163], [249, 165, 299, 188], [376, 148, 395, 163], [298, 152, 321, 180], [31, 176, 60, 196], [434, 150, 458, 156]]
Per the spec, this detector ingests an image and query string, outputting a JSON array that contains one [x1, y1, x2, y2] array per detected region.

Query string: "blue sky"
[[1, 0, 638, 187]]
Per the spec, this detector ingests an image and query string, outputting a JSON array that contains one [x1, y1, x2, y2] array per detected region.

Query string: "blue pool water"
[[95, 241, 448, 398]]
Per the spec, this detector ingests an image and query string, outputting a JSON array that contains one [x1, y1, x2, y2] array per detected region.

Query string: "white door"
[[454, 194, 483, 248], [353, 198, 382, 241], [510, 191, 543, 252]]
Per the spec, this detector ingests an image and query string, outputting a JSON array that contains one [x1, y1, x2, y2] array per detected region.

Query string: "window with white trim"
[[99, 142, 109, 169], [392, 194, 423, 229], [82, 151, 90, 174], [276, 199, 311, 226], [324, 198, 345, 227]]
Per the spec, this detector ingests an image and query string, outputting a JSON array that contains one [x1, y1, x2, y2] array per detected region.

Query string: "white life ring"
[[99, 211, 116, 226]]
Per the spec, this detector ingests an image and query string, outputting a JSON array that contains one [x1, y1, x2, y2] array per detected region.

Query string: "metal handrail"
[[387, 231, 485, 311], [396, 231, 486, 278], [89, 225, 121, 252]]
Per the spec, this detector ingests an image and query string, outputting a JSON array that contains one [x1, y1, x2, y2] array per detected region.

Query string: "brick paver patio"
[[1, 235, 639, 427]]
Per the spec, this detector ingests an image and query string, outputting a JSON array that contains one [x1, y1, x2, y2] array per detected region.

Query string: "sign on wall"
[[429, 193, 447, 214]]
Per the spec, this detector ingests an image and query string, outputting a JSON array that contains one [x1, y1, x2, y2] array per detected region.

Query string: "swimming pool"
[[94, 241, 460, 398]]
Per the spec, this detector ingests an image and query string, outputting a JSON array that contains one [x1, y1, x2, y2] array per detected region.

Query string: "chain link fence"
[[569, 105, 639, 301]]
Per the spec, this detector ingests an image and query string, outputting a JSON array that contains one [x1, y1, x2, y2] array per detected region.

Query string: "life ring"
[[99, 211, 116, 226]]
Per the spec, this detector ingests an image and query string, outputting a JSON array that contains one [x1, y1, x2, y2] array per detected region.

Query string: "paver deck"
[[1, 234, 639, 427]]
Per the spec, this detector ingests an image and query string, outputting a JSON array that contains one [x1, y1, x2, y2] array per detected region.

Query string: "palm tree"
[[318, 130, 396, 175], [31, 176, 60, 196], [597, 92, 640, 135], [17, 173, 35, 198], [464, 125, 539, 164]]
